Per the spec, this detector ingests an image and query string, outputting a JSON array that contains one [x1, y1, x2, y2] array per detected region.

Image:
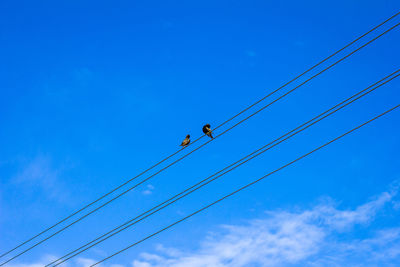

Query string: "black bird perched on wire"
[[202, 124, 213, 139], [180, 134, 190, 147]]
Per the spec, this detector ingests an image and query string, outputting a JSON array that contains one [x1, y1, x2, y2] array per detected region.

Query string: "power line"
[[46, 69, 400, 267], [90, 103, 400, 267], [3, 16, 400, 267], [2, 11, 399, 263]]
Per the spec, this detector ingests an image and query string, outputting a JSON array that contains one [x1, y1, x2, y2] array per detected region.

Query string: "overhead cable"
[[90, 103, 400, 266], [48, 69, 400, 266]]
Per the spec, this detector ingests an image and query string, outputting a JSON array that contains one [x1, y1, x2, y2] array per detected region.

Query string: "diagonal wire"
[[1, 11, 398, 259], [47, 69, 400, 267], [1, 17, 399, 267], [90, 103, 400, 267]]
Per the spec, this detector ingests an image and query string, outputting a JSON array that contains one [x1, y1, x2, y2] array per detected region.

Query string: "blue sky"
[[1, 0, 400, 266]]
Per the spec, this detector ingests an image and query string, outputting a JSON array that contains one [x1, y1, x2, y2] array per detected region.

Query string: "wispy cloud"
[[12, 155, 69, 202], [76, 257, 98, 267], [132, 186, 399, 267], [6, 255, 63, 267], [8, 184, 400, 267], [142, 184, 155, 196], [8, 255, 124, 267]]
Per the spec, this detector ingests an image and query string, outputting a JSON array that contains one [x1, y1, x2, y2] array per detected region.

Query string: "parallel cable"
[[51, 70, 400, 266], [210, 13, 400, 132], [2, 12, 398, 259], [48, 70, 400, 266], [90, 103, 400, 266], [1, 17, 399, 266]]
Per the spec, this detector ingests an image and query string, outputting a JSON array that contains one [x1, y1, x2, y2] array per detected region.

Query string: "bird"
[[180, 134, 191, 147], [202, 124, 213, 139]]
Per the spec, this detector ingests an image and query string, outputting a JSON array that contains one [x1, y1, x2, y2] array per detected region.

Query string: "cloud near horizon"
[[132, 185, 400, 267], [7, 182, 400, 267]]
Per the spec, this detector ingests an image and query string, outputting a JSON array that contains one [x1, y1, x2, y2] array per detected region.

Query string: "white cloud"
[[6, 255, 67, 267], [12, 155, 69, 202], [7, 184, 400, 267], [309, 227, 400, 267], [142, 184, 155, 196], [132, 188, 400, 267], [76, 257, 98, 267], [313, 190, 394, 231], [8, 255, 123, 267]]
